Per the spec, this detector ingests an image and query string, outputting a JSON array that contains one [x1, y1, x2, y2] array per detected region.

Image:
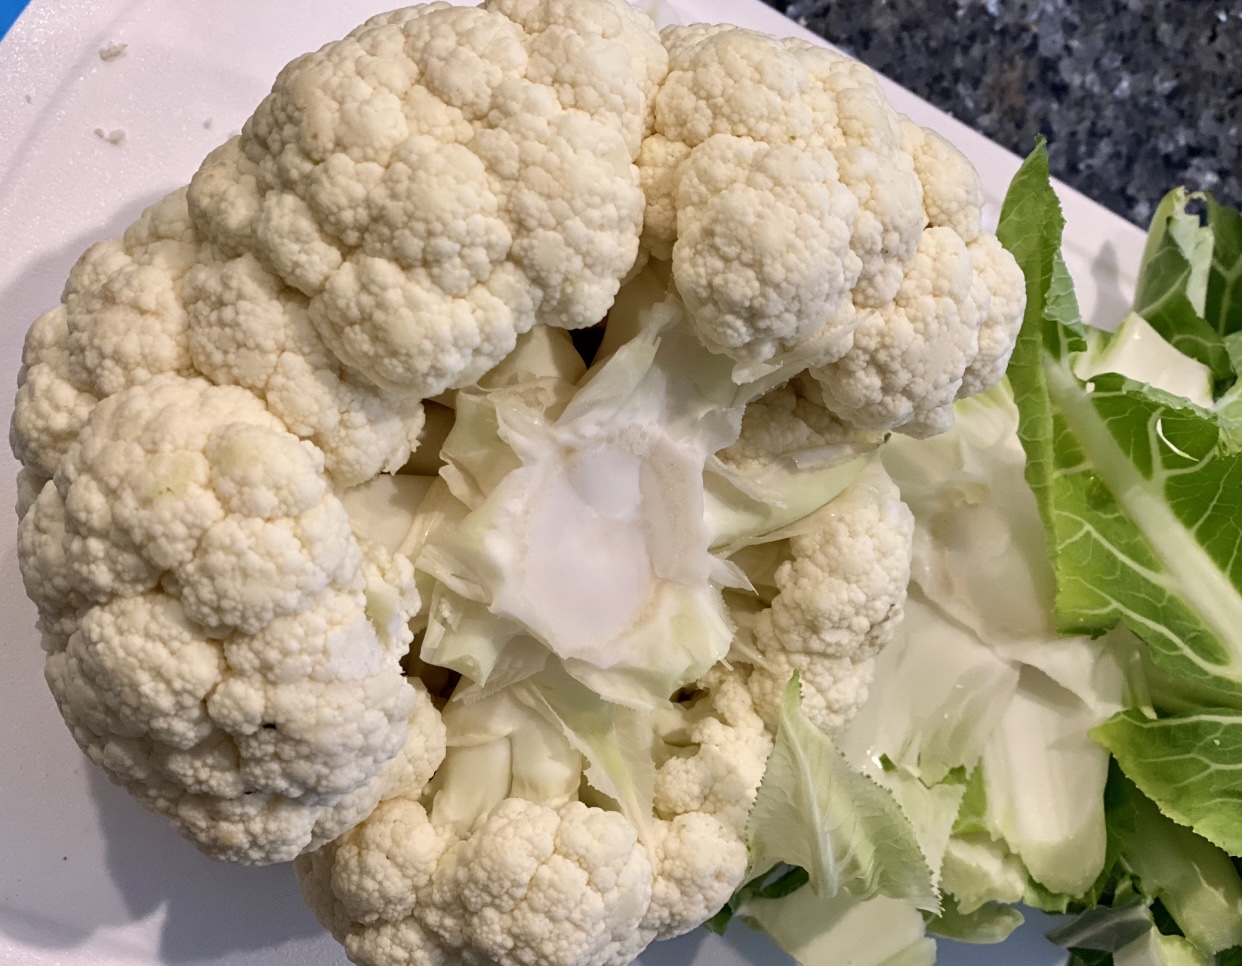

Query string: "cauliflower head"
[[9, 1, 1027, 963]]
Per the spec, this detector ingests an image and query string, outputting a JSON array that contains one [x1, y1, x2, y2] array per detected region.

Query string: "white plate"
[[0, 2, 1144, 964]]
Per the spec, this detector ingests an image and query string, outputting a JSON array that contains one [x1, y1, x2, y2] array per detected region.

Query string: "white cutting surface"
[[0, 2, 1144, 964]]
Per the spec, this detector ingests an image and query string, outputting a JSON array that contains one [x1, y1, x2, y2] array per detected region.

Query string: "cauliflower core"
[[9, 2, 1027, 965]]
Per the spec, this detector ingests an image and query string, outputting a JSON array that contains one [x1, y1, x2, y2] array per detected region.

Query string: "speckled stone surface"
[[765, 0, 1242, 227]]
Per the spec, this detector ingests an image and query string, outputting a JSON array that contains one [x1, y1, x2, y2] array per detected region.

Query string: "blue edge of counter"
[[0, 0, 32, 42]]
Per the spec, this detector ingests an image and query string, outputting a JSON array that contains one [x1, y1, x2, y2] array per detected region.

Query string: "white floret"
[[742, 461, 914, 732], [62, 189, 201, 398], [718, 376, 874, 471], [10, 307, 100, 485], [347, 919, 454, 966], [641, 28, 925, 350], [901, 119, 982, 242], [654, 667, 772, 834], [421, 799, 654, 966], [184, 252, 424, 487], [23, 374, 434, 863], [328, 798, 452, 925], [959, 234, 1028, 398], [671, 134, 860, 366], [296, 788, 747, 966], [808, 227, 984, 437], [17, 480, 91, 652], [638, 26, 1024, 413], [186, 0, 666, 398], [641, 813, 748, 941]]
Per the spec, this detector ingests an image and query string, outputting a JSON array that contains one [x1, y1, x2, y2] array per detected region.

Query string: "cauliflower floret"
[[132, 691, 442, 867], [301, 796, 656, 966], [21, 374, 437, 863], [295, 664, 758, 966], [807, 227, 1025, 437], [719, 376, 881, 471], [741, 461, 914, 733], [325, 798, 452, 926], [641, 813, 748, 942], [187, 0, 668, 399], [10, 307, 100, 488], [11, 184, 426, 491], [638, 26, 1025, 420], [639, 28, 921, 359], [8, 189, 204, 499], [63, 189, 202, 398], [422, 799, 654, 966], [183, 249, 425, 487], [671, 134, 861, 366], [958, 233, 1029, 399], [900, 119, 982, 243], [655, 666, 772, 834]]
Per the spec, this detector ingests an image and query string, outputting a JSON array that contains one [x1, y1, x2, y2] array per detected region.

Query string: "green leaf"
[[940, 832, 1030, 914], [878, 768, 967, 894], [704, 864, 811, 935], [952, 767, 989, 836], [1210, 198, 1242, 448], [979, 662, 1113, 897], [1116, 927, 1212, 966], [1205, 196, 1242, 337], [840, 594, 1021, 788], [1047, 894, 1153, 952], [702, 907, 733, 936], [926, 893, 1025, 944], [746, 675, 938, 912], [997, 145, 1242, 709], [1046, 371, 1242, 703], [995, 138, 1087, 573], [1069, 951, 1116, 966], [1215, 334, 1242, 453], [1217, 948, 1242, 966], [1114, 772, 1242, 954], [1132, 189, 1232, 386], [1084, 760, 1143, 907], [1075, 312, 1215, 409], [1093, 710, 1242, 857]]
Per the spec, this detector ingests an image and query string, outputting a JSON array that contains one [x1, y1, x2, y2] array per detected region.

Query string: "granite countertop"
[[766, 0, 1242, 227]]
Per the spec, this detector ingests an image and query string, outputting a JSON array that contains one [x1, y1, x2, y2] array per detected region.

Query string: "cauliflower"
[[9, 2, 1028, 964]]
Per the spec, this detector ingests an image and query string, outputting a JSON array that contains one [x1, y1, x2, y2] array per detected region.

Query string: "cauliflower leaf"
[[745, 676, 938, 913]]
